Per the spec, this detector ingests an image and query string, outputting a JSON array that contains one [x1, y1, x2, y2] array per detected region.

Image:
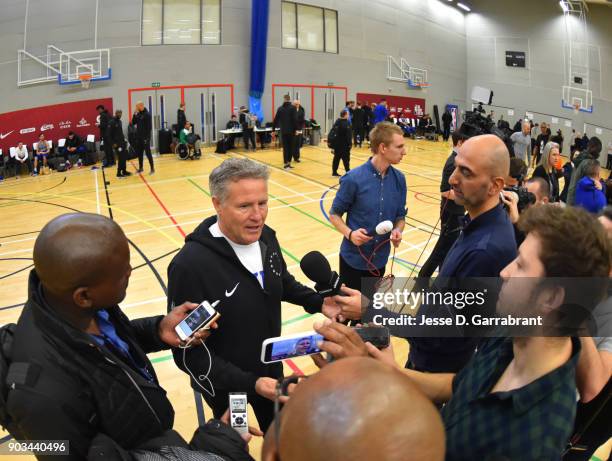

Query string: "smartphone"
[[229, 392, 248, 435], [353, 326, 390, 349], [174, 300, 220, 342], [261, 331, 324, 364]]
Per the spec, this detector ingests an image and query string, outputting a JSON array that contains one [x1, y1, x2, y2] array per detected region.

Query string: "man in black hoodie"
[[273, 94, 298, 170], [6, 213, 256, 460], [97, 104, 114, 167], [167, 158, 341, 431]]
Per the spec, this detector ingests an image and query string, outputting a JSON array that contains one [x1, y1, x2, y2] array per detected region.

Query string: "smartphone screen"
[[178, 304, 214, 338], [265, 333, 324, 362]]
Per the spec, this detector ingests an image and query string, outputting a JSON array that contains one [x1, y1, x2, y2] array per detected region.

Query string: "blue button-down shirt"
[[409, 204, 518, 372], [91, 309, 154, 382], [330, 158, 407, 271]]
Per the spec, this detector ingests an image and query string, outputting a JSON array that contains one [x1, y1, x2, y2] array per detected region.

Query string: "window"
[[142, 0, 221, 45], [281, 1, 338, 54]]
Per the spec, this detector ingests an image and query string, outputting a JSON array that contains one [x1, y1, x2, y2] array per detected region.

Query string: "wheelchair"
[[175, 137, 202, 160]]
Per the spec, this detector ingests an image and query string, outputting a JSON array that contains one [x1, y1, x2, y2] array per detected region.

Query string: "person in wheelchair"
[[177, 121, 202, 160]]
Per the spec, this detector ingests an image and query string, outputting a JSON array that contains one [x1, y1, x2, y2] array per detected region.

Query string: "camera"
[[461, 110, 514, 154], [503, 186, 536, 212]]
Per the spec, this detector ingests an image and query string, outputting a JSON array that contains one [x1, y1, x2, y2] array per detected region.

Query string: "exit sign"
[[151, 82, 161, 88]]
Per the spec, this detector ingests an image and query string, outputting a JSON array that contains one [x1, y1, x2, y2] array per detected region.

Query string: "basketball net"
[[79, 74, 92, 89], [573, 103, 580, 115]]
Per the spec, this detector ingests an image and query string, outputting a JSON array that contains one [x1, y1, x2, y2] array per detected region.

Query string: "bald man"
[[405, 135, 518, 372], [261, 357, 445, 461], [5, 213, 253, 460]]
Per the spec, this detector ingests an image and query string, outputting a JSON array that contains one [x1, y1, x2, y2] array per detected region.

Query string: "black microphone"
[[300, 251, 343, 297]]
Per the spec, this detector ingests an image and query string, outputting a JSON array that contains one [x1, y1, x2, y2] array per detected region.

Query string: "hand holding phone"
[[173, 300, 221, 343]]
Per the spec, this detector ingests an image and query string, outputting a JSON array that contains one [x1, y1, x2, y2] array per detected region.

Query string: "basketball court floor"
[[1, 140, 609, 460]]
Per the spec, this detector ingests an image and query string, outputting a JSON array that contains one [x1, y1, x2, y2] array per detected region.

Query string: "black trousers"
[[443, 125, 450, 141], [203, 389, 275, 433], [293, 133, 302, 160], [418, 214, 462, 282], [102, 135, 115, 166], [136, 138, 154, 171], [281, 133, 295, 165], [115, 143, 128, 175], [243, 129, 256, 150], [353, 125, 365, 147], [607, 154, 612, 170], [332, 148, 351, 174]]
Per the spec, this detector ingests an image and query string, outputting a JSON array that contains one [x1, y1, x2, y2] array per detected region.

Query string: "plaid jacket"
[[442, 336, 580, 460]]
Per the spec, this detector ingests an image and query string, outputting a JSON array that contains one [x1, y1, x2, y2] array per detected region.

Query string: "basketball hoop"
[[573, 102, 581, 115], [79, 73, 92, 89]]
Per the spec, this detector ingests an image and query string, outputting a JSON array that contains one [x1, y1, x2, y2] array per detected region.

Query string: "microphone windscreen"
[[375, 220, 394, 235], [300, 251, 333, 284]]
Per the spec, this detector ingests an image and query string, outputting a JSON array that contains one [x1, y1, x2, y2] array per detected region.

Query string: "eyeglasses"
[[273, 375, 310, 455]]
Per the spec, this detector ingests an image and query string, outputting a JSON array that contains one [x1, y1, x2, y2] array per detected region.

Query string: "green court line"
[[187, 178, 211, 196], [269, 192, 335, 230]]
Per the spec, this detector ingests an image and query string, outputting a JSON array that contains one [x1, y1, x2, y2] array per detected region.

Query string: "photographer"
[[501, 177, 548, 246]]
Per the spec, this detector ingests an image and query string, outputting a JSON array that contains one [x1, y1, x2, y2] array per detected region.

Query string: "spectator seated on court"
[[575, 159, 607, 214], [225, 114, 241, 149], [2, 213, 259, 460], [177, 121, 202, 160], [33, 134, 51, 175], [61, 131, 86, 166], [315, 205, 611, 461], [261, 357, 445, 461], [11, 142, 33, 176]]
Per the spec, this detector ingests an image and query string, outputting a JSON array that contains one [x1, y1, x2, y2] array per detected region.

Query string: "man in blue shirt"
[[329, 122, 407, 293], [407, 134, 517, 372], [373, 99, 389, 125]]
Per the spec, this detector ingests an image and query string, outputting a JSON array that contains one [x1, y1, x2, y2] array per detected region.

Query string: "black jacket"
[[7, 271, 174, 460], [177, 109, 187, 131], [334, 118, 352, 152], [226, 120, 240, 130], [167, 216, 323, 394], [109, 116, 126, 146], [296, 106, 306, 130], [132, 109, 152, 140], [64, 135, 83, 149], [532, 164, 560, 202], [352, 108, 365, 128], [442, 111, 452, 127], [98, 110, 111, 137], [273, 102, 297, 135]]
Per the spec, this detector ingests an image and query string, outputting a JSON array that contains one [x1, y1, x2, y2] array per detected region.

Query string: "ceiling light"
[[457, 2, 471, 11], [559, 1, 569, 12]]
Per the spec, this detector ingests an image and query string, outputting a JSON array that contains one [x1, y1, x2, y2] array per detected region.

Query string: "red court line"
[[286, 359, 303, 376], [132, 164, 186, 239]]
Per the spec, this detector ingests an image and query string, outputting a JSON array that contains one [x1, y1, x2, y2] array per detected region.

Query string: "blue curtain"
[[249, 0, 269, 122]]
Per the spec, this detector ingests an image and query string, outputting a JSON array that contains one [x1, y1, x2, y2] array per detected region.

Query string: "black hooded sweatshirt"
[[167, 216, 323, 394]]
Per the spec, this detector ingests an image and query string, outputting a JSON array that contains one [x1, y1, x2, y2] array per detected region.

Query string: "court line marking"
[[94, 168, 101, 214], [0, 190, 183, 247], [132, 165, 187, 239]]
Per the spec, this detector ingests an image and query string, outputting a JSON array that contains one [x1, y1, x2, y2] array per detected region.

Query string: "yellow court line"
[[0, 190, 183, 247]]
